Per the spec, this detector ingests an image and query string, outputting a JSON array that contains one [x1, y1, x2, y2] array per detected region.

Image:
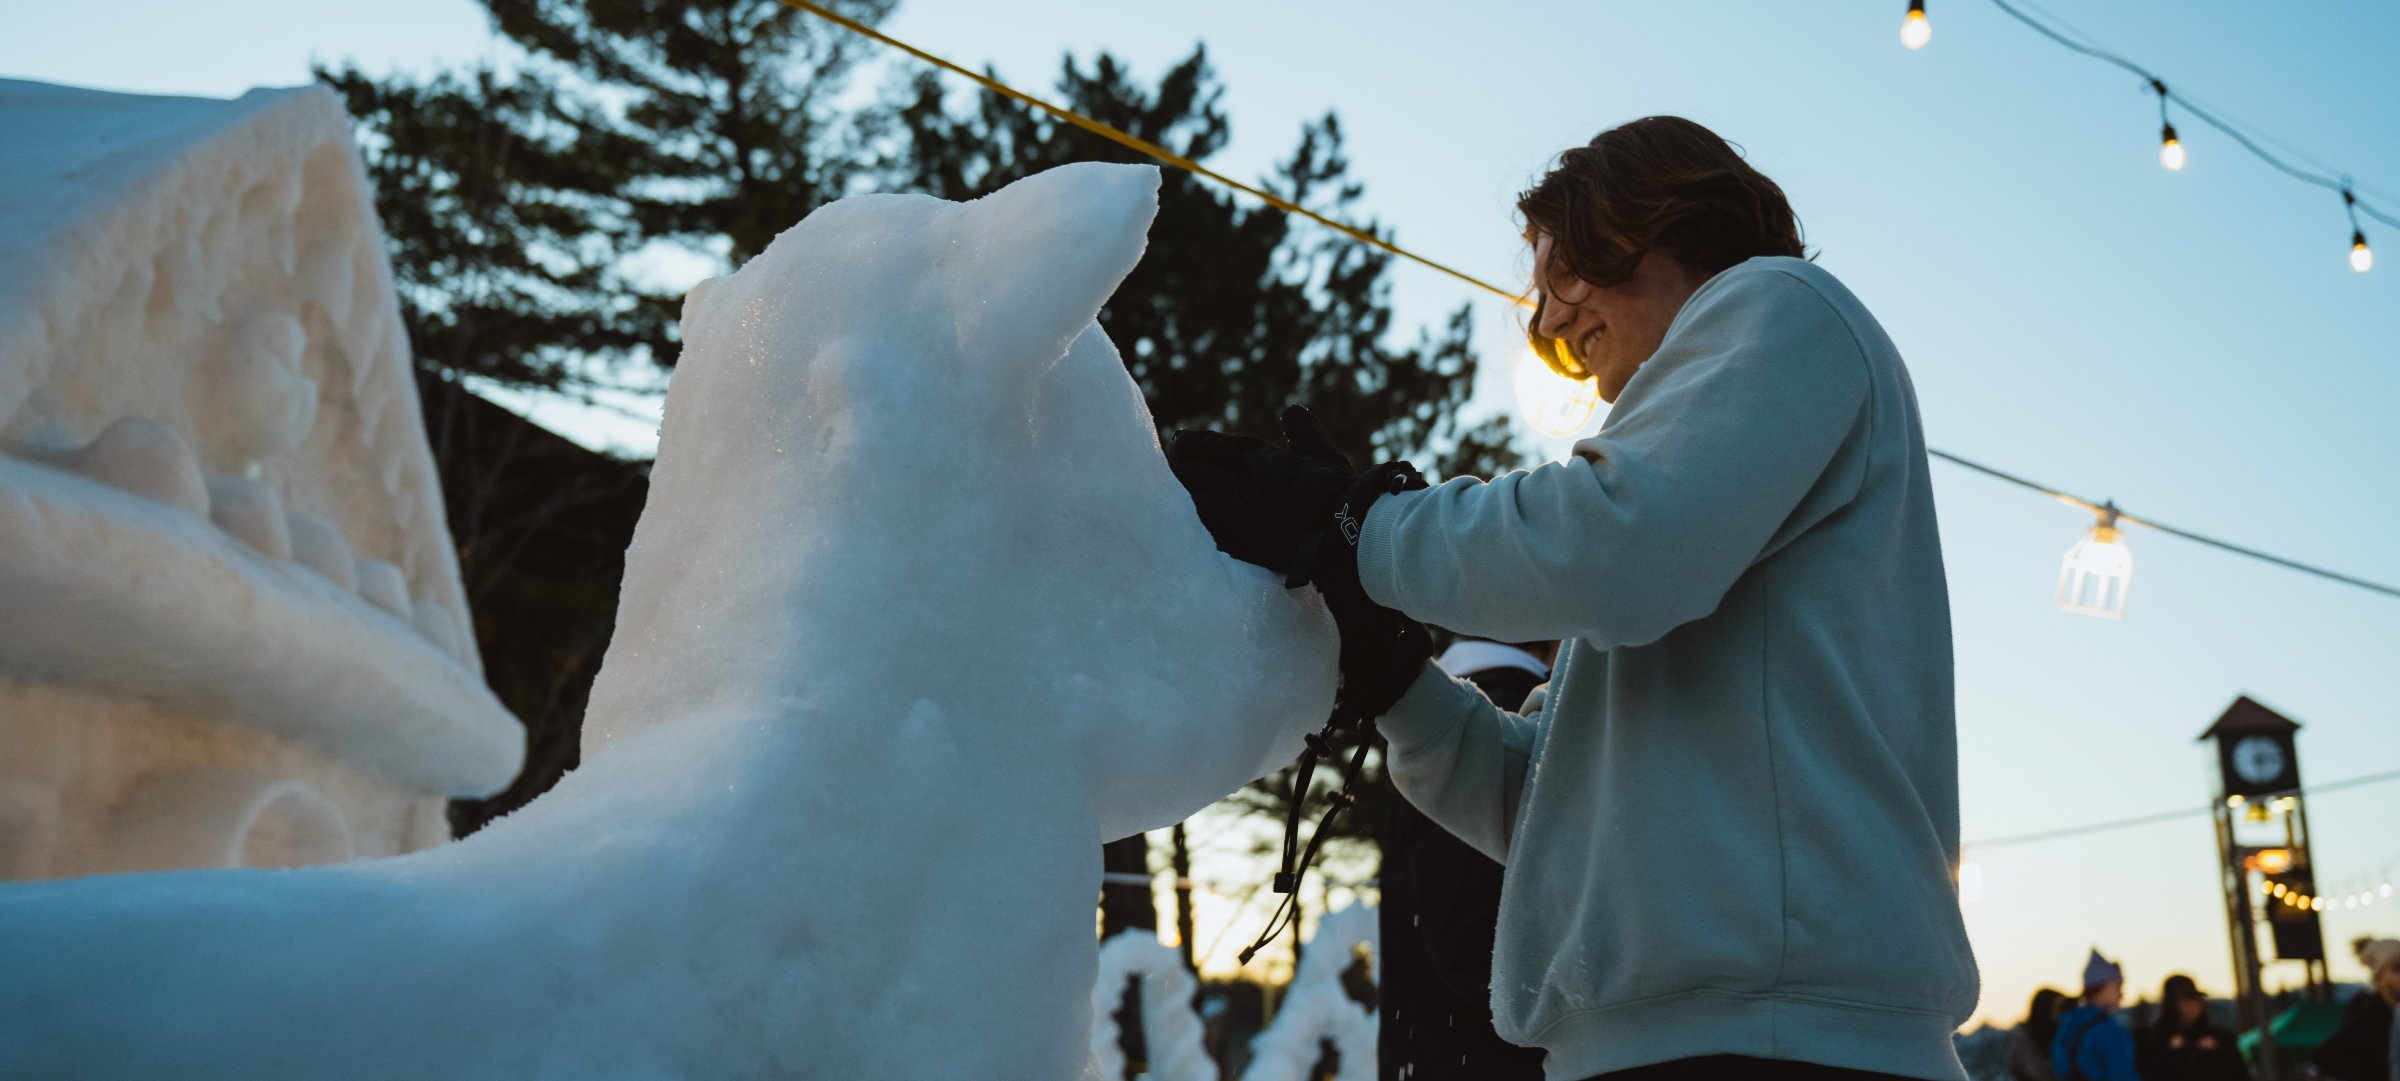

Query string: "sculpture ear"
[[949, 163, 1160, 364]]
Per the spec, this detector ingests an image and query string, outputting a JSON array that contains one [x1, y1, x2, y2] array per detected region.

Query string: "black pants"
[[1582, 1055, 1926, 1081]]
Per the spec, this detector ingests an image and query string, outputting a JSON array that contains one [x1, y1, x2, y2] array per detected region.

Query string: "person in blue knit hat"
[[2053, 950, 2141, 1081]]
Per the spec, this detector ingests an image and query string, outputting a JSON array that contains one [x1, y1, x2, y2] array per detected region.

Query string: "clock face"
[[2232, 735, 2289, 786]]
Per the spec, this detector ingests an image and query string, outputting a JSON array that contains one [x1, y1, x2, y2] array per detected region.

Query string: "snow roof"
[[0, 80, 521, 797]]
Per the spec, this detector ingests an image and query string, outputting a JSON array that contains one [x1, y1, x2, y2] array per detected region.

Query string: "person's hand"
[[1165, 406, 1357, 579], [1168, 406, 1432, 726]]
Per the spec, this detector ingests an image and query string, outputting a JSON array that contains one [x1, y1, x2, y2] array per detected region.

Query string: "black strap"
[[1237, 716, 1377, 965]]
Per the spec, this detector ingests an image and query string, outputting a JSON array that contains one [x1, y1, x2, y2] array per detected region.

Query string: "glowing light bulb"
[[2159, 125, 2186, 171], [2056, 507, 2132, 618], [2382, 883, 2393, 898], [1902, 2, 1932, 49], [1514, 348, 1604, 439], [2351, 231, 2374, 273]]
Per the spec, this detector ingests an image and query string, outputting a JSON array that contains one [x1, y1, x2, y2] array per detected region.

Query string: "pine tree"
[[330, 9, 1520, 890], [883, 47, 1515, 475]]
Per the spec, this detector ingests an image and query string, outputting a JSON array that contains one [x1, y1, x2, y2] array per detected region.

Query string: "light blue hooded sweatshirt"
[[1356, 257, 1978, 1080]]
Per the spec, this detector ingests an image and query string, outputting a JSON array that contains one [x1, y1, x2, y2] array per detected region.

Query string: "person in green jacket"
[[1169, 115, 1977, 1080]]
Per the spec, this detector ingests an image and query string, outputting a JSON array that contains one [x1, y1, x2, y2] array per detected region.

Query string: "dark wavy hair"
[[1518, 116, 1806, 378]]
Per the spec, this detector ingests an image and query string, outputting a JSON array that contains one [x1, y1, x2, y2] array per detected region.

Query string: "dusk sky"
[[11, 0, 2396, 1025]]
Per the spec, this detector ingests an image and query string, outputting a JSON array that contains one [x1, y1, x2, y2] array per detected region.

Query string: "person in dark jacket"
[[2054, 950, 2141, 1081], [2011, 987, 2071, 1081], [2134, 975, 2245, 1081], [1379, 637, 1554, 1081], [2320, 938, 2400, 1081]]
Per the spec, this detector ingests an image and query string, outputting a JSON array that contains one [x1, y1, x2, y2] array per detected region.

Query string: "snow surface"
[[1241, 902, 1379, 1081], [0, 79, 513, 797], [0, 161, 1339, 1079], [1092, 931, 1214, 1081]]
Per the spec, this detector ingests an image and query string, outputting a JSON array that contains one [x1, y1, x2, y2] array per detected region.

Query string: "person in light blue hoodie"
[[1169, 115, 1977, 1080], [2052, 952, 2140, 1081]]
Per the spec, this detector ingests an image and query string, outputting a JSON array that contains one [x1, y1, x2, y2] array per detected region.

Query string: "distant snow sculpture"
[[0, 79, 519, 885], [1242, 902, 1379, 1081], [0, 159, 1338, 1080], [1092, 931, 1214, 1081]]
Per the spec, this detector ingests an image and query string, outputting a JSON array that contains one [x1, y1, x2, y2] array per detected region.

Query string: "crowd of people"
[[2006, 940, 2400, 1081]]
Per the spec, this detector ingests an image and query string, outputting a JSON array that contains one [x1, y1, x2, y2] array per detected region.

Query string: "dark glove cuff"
[[1286, 461, 1426, 590]]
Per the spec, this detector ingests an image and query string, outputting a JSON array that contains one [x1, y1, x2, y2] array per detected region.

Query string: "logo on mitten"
[[1335, 506, 1362, 546]]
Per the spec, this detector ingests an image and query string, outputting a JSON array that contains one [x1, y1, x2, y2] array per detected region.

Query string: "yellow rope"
[[774, 0, 1530, 309]]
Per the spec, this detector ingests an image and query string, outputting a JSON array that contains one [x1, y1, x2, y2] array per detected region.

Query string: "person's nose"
[[1535, 292, 1577, 340]]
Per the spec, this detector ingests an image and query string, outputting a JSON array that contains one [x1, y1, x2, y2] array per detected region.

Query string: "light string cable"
[[1929, 449, 2400, 601], [1980, 0, 2400, 241], [1963, 764, 2400, 850], [777, 1, 2400, 606], [770, 0, 1526, 309]]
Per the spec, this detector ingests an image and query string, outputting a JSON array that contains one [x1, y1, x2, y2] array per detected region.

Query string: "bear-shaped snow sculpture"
[[0, 162, 1338, 1080]]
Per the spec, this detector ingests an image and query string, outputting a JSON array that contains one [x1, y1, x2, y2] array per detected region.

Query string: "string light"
[[2149, 81, 2186, 172], [1933, 450, 2400, 613], [773, 0, 2400, 616], [2056, 502, 2132, 618], [1975, 0, 2400, 276], [1901, 1, 1933, 50], [1514, 349, 1604, 438], [2345, 190, 2375, 272]]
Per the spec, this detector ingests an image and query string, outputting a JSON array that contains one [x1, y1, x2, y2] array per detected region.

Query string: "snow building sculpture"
[[0, 161, 1339, 1080], [0, 80, 520, 884]]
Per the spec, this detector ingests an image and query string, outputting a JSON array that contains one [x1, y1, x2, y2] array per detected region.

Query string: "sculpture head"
[[582, 163, 1336, 837]]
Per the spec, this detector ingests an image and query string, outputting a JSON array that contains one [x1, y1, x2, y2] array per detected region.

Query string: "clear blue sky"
[[10, 0, 2397, 1027]]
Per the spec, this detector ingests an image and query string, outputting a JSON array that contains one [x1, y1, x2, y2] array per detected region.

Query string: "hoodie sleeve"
[[1377, 661, 1542, 863], [1355, 265, 1871, 648]]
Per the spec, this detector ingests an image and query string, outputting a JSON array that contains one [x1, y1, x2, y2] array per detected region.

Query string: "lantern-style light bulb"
[[2159, 124, 2186, 171], [1901, 1, 1932, 49], [2351, 231, 2374, 273], [2057, 504, 2132, 618], [1515, 348, 1604, 439]]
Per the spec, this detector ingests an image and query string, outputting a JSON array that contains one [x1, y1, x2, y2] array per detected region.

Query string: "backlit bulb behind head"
[[2159, 125, 2185, 171], [2352, 231, 2374, 273], [1902, 1, 1931, 49]]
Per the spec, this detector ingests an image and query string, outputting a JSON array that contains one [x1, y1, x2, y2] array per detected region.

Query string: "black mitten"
[[1165, 407, 1356, 577], [1301, 461, 1433, 728], [1169, 406, 1433, 726]]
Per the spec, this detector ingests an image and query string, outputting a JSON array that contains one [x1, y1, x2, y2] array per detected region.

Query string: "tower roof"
[[2197, 695, 2301, 742]]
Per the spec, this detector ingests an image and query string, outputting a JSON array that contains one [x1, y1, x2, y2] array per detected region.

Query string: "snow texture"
[[1091, 931, 1214, 1081], [0, 79, 514, 795], [1240, 902, 1380, 1081], [0, 161, 1339, 1079]]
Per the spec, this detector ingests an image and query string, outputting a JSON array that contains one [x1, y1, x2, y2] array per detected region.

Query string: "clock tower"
[[2204, 696, 2301, 799], [2200, 695, 2325, 1079]]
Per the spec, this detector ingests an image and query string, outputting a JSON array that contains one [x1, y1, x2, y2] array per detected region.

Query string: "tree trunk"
[[1099, 833, 1155, 941], [1171, 821, 1196, 971]]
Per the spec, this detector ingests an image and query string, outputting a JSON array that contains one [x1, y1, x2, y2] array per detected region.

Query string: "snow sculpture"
[[1242, 902, 1380, 1081], [0, 160, 1338, 1080], [1092, 930, 1216, 1081], [0, 79, 519, 885]]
